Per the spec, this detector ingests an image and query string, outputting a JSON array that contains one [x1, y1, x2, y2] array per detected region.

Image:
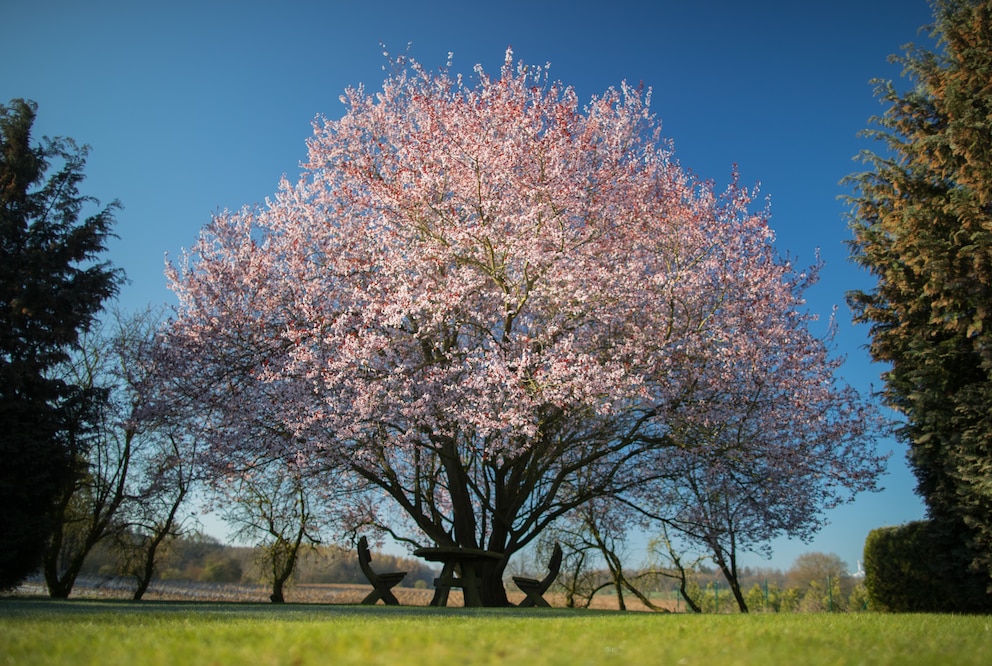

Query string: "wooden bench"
[[357, 536, 407, 605], [513, 543, 562, 608]]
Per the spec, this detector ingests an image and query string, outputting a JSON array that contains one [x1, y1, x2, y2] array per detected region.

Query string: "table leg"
[[430, 561, 454, 607], [460, 563, 483, 607]]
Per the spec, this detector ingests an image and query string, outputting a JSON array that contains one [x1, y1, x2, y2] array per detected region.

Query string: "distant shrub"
[[777, 587, 800, 613], [203, 557, 243, 584], [744, 584, 767, 612], [848, 583, 869, 611]]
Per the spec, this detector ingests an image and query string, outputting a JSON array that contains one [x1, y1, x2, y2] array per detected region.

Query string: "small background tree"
[[213, 454, 328, 603], [41, 308, 190, 598]]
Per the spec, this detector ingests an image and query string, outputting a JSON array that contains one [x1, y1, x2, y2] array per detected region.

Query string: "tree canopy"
[[846, 0, 992, 602], [165, 51, 885, 605]]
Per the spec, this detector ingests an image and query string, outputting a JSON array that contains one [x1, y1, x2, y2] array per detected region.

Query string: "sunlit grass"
[[2, 599, 990, 665]]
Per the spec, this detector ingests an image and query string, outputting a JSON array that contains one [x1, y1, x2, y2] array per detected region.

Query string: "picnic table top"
[[413, 546, 504, 562]]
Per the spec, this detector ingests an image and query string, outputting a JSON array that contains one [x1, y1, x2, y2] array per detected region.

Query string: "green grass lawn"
[[2, 599, 989, 665]]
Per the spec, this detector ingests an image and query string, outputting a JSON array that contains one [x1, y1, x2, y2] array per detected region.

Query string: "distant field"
[[2, 598, 990, 665], [4, 577, 674, 611]]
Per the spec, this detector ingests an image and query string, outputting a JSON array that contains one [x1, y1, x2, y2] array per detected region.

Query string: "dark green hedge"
[[864, 521, 992, 613]]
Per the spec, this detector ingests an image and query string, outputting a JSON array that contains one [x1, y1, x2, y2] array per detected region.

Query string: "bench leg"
[[516, 584, 551, 608], [526, 591, 551, 608], [362, 587, 401, 606]]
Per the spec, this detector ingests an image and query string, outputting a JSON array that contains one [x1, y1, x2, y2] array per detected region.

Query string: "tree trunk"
[[132, 488, 186, 601], [679, 578, 702, 613], [45, 575, 73, 599], [43, 511, 87, 599], [480, 559, 511, 607], [44, 554, 82, 599], [438, 437, 478, 547], [614, 580, 627, 611], [724, 571, 748, 613], [132, 530, 166, 601], [133, 569, 152, 601], [269, 526, 305, 604], [712, 548, 748, 613], [621, 578, 671, 612], [667, 546, 701, 613], [270, 559, 292, 603]]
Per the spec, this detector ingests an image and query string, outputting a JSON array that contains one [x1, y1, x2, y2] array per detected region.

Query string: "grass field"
[[2, 598, 990, 665]]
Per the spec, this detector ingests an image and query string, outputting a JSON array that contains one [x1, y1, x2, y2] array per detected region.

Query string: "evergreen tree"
[[846, 0, 992, 605], [0, 99, 123, 590]]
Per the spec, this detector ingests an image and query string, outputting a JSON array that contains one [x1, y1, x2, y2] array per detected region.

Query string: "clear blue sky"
[[2, 0, 940, 572]]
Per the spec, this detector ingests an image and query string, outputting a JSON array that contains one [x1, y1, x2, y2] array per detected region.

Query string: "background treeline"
[[68, 529, 864, 612], [75, 532, 437, 588], [545, 550, 867, 613]]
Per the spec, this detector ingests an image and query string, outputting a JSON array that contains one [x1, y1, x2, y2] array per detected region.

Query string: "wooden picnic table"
[[413, 546, 503, 607]]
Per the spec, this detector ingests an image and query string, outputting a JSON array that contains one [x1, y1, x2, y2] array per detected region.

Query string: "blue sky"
[[2, 0, 940, 572]]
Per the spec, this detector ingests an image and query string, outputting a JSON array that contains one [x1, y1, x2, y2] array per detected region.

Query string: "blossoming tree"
[[636, 248, 888, 611], [164, 50, 885, 605]]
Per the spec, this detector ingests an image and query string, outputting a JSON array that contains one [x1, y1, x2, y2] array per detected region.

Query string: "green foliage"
[[848, 582, 870, 611], [743, 581, 798, 613], [2, 601, 992, 665], [786, 552, 848, 590], [202, 556, 243, 584], [696, 582, 739, 614], [778, 586, 801, 613], [865, 524, 938, 611], [0, 99, 122, 590], [81, 532, 436, 589], [845, 0, 992, 595], [864, 522, 992, 612], [548, 544, 867, 614], [798, 578, 845, 613], [148, 533, 250, 582], [744, 583, 768, 612]]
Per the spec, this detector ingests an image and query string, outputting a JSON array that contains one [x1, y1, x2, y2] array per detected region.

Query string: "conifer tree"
[[0, 99, 123, 589], [847, 0, 992, 603]]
